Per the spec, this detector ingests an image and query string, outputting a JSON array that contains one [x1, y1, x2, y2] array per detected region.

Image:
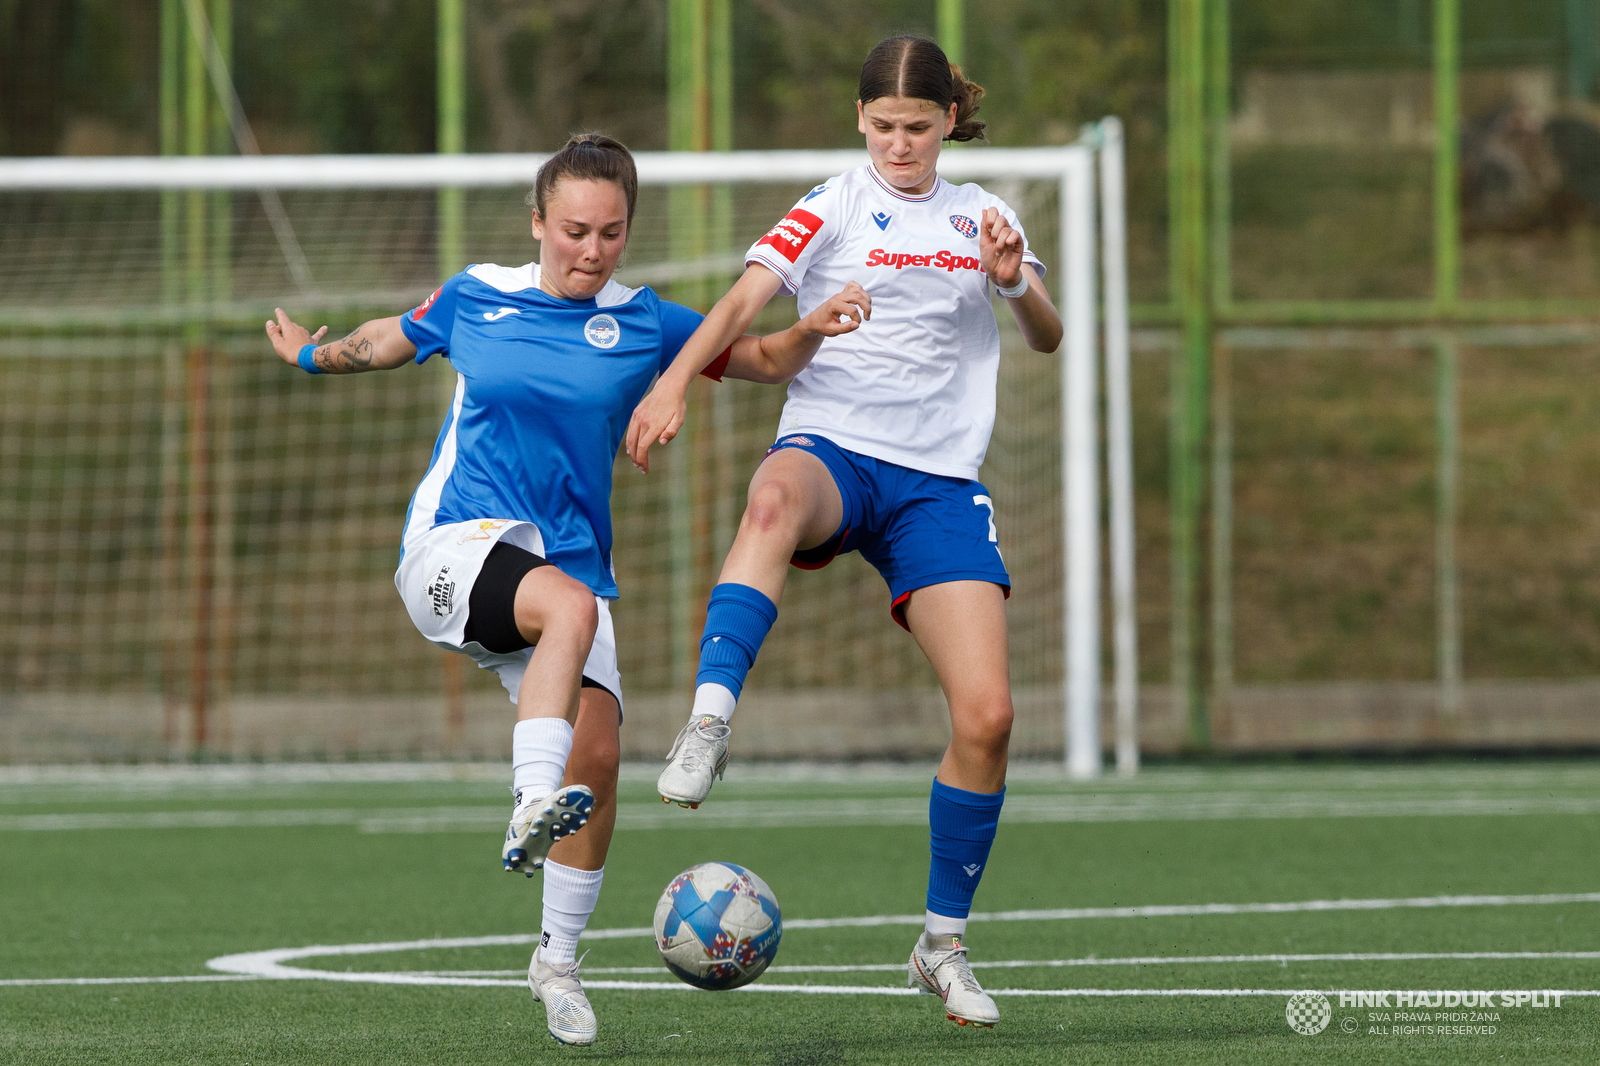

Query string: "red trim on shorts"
[[889, 591, 914, 631], [700, 346, 733, 381], [790, 527, 848, 571]]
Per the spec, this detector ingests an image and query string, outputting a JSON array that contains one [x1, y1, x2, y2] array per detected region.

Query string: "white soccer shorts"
[[394, 518, 622, 708]]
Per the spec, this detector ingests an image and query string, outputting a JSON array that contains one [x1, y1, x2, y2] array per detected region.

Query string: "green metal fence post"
[[1434, 0, 1462, 721], [183, 0, 213, 754], [1435, 336, 1462, 718], [436, 0, 467, 746], [1434, 0, 1459, 312], [159, 0, 184, 755], [208, 0, 235, 752], [938, 0, 965, 70], [1169, 0, 1211, 748], [709, 0, 737, 563], [437, 0, 465, 279], [668, 0, 710, 690], [1206, 0, 1232, 721]]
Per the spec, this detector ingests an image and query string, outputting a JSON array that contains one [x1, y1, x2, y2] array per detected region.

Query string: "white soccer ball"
[[653, 861, 783, 990]]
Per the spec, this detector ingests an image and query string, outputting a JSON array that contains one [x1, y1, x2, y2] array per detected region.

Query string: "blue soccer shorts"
[[766, 434, 1010, 631]]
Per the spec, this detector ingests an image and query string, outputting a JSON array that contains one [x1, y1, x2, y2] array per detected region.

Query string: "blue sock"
[[695, 583, 778, 701], [926, 778, 1006, 921]]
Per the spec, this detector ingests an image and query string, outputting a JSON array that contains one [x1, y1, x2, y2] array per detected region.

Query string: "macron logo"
[[963, 863, 982, 877], [483, 307, 520, 321]]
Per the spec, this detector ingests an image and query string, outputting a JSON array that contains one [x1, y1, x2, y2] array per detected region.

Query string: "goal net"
[[0, 138, 1129, 768]]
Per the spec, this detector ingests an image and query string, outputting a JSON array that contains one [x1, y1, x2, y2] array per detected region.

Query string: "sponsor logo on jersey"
[[584, 313, 620, 349], [871, 211, 892, 230], [949, 214, 978, 238], [755, 208, 824, 263], [865, 248, 985, 273], [779, 435, 814, 447], [483, 307, 520, 321], [412, 285, 445, 320], [426, 565, 455, 617], [804, 184, 828, 201]]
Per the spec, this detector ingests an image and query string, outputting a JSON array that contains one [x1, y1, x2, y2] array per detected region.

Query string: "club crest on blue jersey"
[[584, 313, 620, 349], [804, 184, 828, 201], [949, 214, 978, 239], [871, 211, 892, 230]]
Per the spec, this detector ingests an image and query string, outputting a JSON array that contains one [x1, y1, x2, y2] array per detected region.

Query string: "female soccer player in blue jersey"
[[626, 39, 1063, 1029], [265, 134, 869, 1046]]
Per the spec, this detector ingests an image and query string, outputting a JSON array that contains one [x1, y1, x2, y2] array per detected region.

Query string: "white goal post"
[[0, 135, 1132, 772]]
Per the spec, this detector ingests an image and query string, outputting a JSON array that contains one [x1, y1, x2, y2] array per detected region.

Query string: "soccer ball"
[[653, 861, 782, 990]]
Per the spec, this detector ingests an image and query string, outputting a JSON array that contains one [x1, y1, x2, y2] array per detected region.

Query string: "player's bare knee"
[[957, 697, 1013, 750], [516, 571, 597, 642], [743, 480, 801, 538]]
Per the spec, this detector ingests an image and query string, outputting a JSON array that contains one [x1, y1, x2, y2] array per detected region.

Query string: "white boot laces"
[[665, 717, 730, 773]]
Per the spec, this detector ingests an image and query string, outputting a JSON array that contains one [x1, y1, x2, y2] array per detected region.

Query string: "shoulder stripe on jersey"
[[865, 164, 943, 202], [467, 262, 537, 293], [401, 373, 467, 550]]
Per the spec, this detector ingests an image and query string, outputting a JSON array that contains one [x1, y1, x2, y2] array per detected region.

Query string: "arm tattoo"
[[315, 328, 376, 373]]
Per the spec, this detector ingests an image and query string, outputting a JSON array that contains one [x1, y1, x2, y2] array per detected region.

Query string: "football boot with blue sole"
[[503, 784, 594, 876]]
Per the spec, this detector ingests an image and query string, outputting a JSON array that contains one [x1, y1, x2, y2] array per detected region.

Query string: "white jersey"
[[745, 164, 1045, 481]]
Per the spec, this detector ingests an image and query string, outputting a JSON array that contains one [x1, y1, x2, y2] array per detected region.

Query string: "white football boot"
[[503, 784, 594, 876], [528, 950, 597, 1046], [656, 715, 731, 808], [907, 932, 1000, 1028]]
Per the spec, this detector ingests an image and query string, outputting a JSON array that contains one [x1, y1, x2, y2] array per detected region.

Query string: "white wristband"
[[994, 276, 1028, 299]]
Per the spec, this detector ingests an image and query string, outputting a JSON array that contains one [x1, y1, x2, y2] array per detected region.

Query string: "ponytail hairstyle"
[[857, 35, 986, 143], [527, 133, 639, 226]]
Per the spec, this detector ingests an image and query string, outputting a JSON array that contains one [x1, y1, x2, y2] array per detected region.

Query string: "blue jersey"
[[399, 262, 708, 598]]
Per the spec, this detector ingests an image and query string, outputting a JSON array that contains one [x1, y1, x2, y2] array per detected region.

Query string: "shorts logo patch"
[[780, 435, 814, 447], [584, 314, 620, 349], [756, 208, 824, 263], [456, 518, 509, 545], [426, 565, 456, 617], [949, 214, 978, 238]]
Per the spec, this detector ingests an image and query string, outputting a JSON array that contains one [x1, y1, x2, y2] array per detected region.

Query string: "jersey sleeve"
[[655, 298, 733, 381], [744, 182, 841, 296], [399, 272, 467, 363]]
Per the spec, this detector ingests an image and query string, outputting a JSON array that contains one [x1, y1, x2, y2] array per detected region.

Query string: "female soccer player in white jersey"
[[264, 134, 869, 1046], [626, 38, 1063, 1029]]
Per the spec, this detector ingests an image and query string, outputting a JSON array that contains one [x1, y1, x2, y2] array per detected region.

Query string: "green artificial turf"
[[2, 761, 1598, 1064]]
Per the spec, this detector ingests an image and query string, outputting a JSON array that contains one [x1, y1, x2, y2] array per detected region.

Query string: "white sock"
[[925, 910, 968, 939], [512, 718, 574, 803], [690, 682, 738, 723], [539, 860, 604, 967]]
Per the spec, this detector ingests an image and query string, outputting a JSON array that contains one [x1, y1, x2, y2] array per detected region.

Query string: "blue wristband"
[[297, 343, 323, 374]]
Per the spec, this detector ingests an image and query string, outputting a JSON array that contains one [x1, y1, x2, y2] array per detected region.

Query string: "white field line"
[[7, 896, 1599, 992], [9, 793, 1600, 833], [419, 951, 1600, 977]]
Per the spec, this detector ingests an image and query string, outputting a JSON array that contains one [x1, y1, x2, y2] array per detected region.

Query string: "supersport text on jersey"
[[744, 165, 1045, 481]]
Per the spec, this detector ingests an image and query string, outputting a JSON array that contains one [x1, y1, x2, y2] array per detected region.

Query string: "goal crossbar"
[[0, 148, 1088, 191]]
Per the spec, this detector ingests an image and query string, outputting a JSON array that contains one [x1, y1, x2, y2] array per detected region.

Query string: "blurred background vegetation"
[[4, 0, 1600, 758]]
